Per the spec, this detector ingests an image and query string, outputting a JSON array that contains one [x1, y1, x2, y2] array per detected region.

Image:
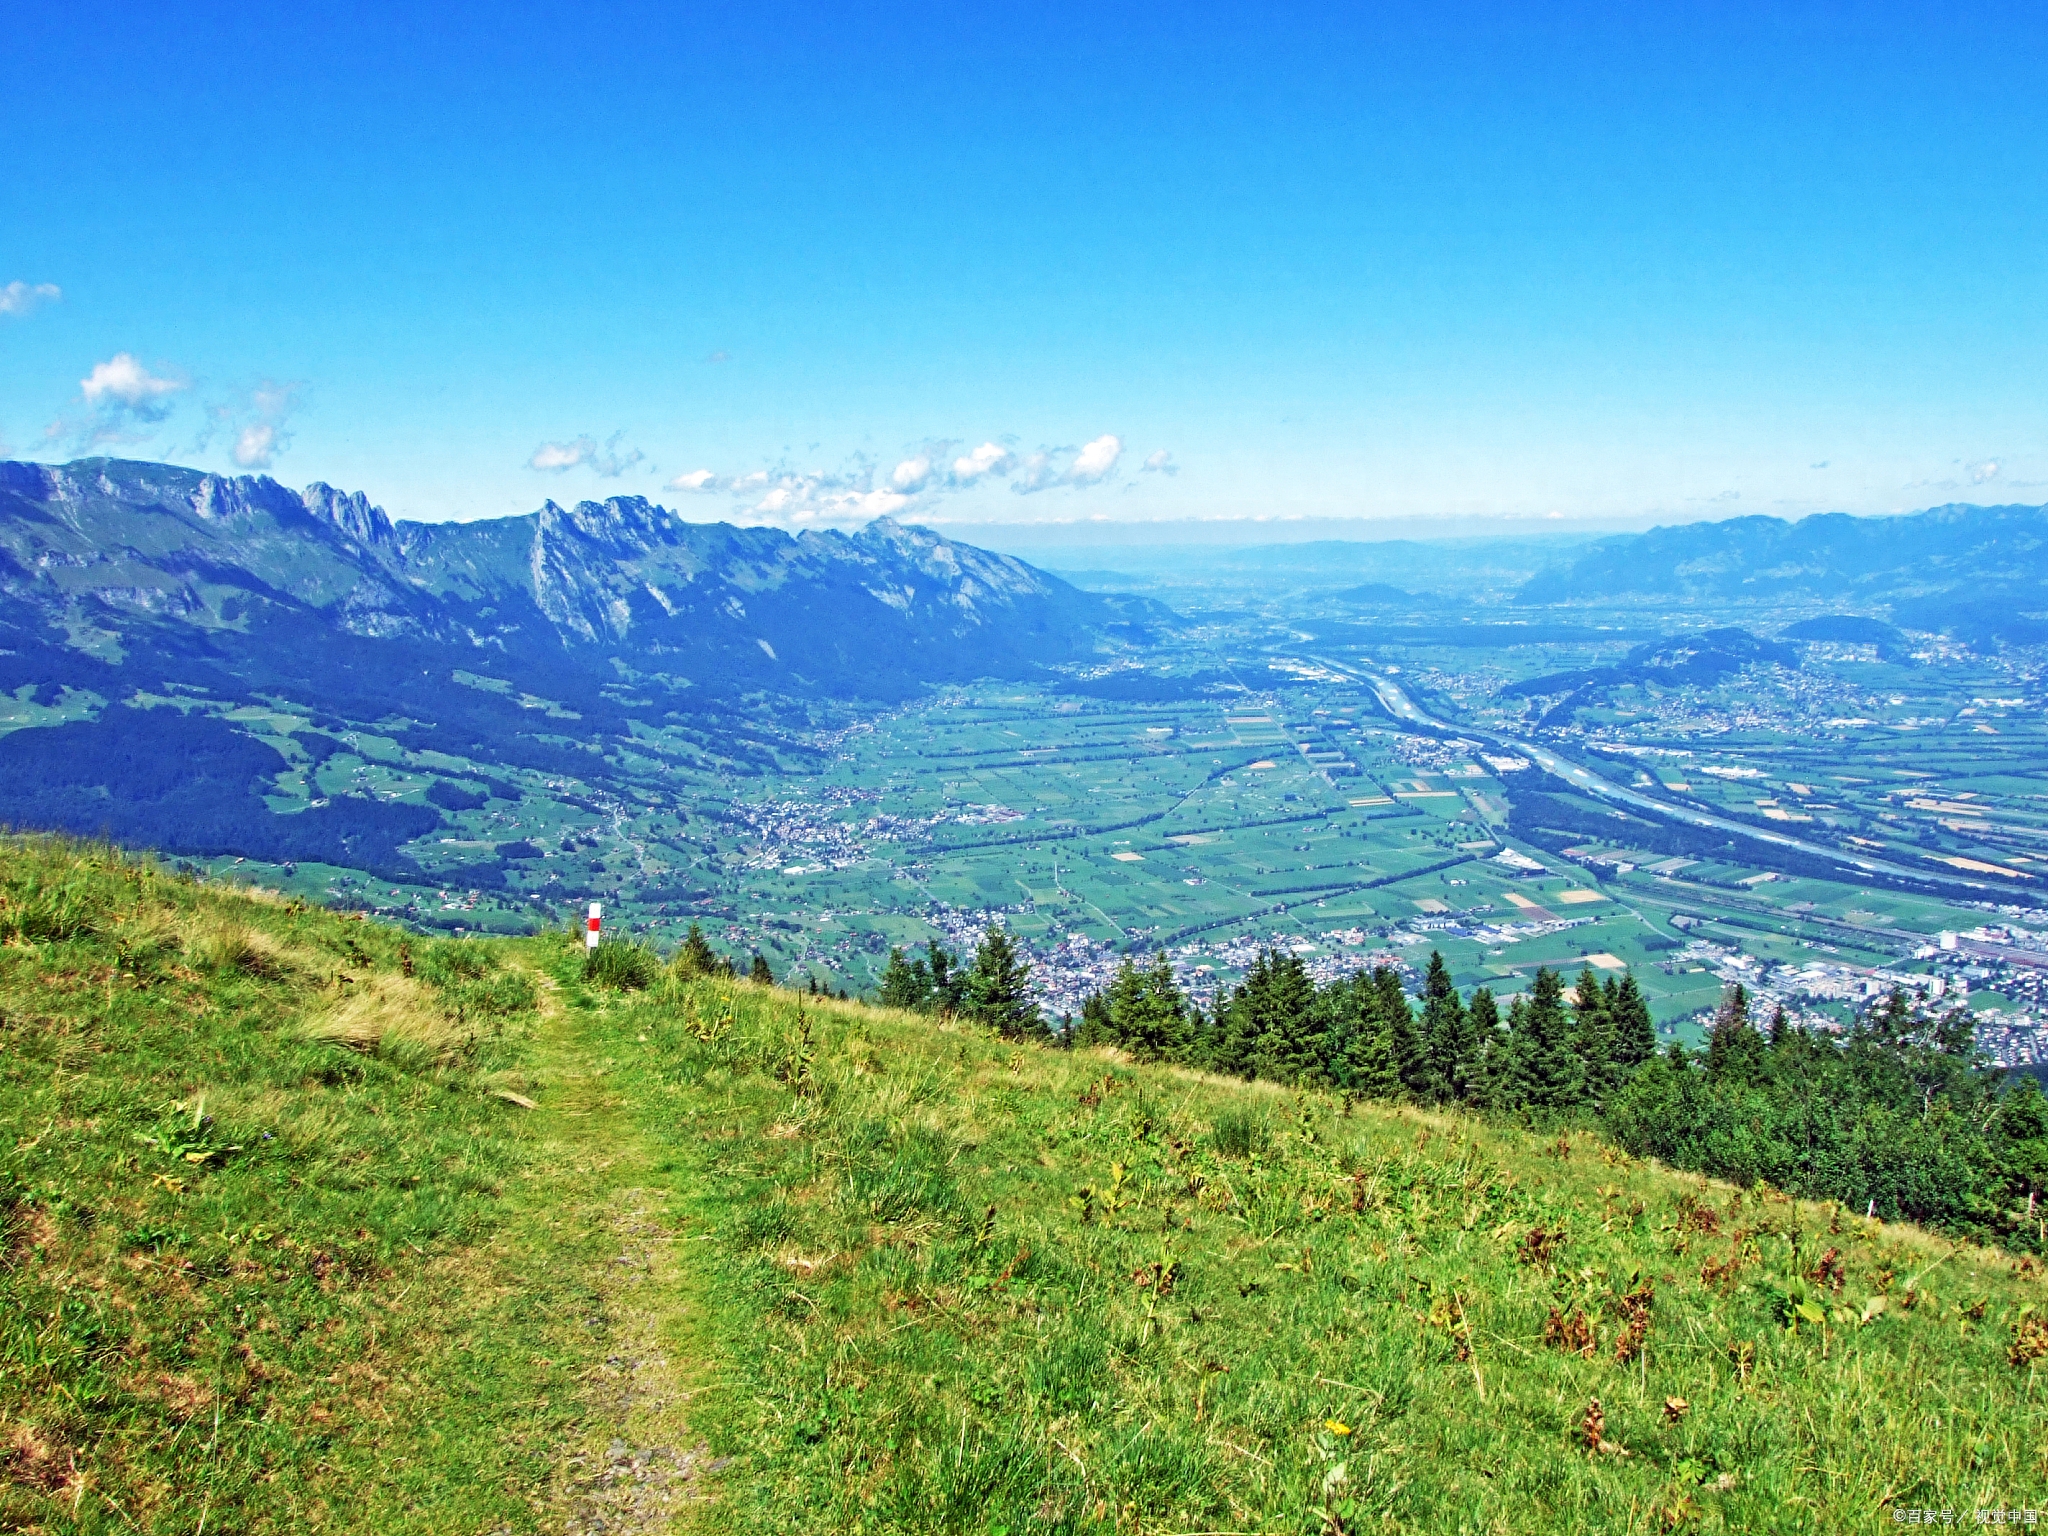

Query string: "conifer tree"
[[926, 940, 964, 1016], [675, 922, 721, 979], [1211, 954, 1266, 1079], [1142, 952, 1193, 1062], [878, 946, 929, 1009], [1103, 954, 1191, 1060], [1494, 994, 1537, 1107], [1610, 971, 1658, 1067], [1572, 964, 1622, 1106], [749, 952, 774, 986], [1075, 988, 1114, 1048], [1379, 966, 1428, 1100], [1104, 957, 1146, 1050], [962, 925, 1040, 1039], [1465, 985, 1503, 1106], [1703, 983, 1765, 1084], [1420, 951, 1474, 1102], [1249, 949, 1321, 1084], [1324, 969, 1397, 1098], [1519, 967, 1582, 1110], [1184, 995, 1221, 1069]]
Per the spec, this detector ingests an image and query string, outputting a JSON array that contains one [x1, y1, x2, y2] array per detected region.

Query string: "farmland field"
[[144, 599, 2048, 1066]]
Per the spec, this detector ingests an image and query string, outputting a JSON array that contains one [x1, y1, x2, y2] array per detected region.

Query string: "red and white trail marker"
[[586, 901, 602, 950]]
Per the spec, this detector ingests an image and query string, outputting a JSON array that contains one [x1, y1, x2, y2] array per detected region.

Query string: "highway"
[[1303, 653, 2019, 901]]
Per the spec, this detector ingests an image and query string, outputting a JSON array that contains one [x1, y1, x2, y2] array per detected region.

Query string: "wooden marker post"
[[587, 901, 602, 951]]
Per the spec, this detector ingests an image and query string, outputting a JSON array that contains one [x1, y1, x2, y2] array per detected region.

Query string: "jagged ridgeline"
[[0, 457, 1161, 872], [6, 833, 2048, 1533]]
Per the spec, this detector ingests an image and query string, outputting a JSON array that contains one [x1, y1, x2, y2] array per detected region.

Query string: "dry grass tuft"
[[303, 974, 476, 1064], [184, 915, 302, 979]]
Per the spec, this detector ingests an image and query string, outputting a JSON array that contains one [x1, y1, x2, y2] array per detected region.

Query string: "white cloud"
[[1142, 448, 1178, 476], [80, 353, 185, 416], [838, 488, 910, 517], [1010, 434, 1124, 495], [1069, 434, 1122, 484], [527, 431, 644, 477], [1970, 460, 2001, 484], [748, 475, 908, 524], [49, 352, 191, 449], [193, 379, 300, 470], [1011, 451, 1058, 493], [589, 433, 644, 477], [949, 442, 1014, 485], [233, 422, 280, 469], [529, 437, 593, 472], [0, 281, 61, 318], [693, 429, 1131, 524]]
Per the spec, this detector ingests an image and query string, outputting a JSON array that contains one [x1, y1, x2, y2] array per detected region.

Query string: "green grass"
[[5, 833, 2048, 1532], [0, 837, 621, 1533], [609, 984, 2048, 1533]]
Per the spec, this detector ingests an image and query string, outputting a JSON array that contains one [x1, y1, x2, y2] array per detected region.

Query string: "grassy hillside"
[[4, 836, 2046, 1533]]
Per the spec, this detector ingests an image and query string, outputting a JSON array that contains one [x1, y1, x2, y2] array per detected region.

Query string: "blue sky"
[[2, 1, 2042, 533]]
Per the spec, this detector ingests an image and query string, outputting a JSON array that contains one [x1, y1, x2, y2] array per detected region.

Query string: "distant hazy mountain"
[[1522, 502, 2048, 642], [1330, 581, 1419, 607], [1500, 626, 1798, 700]]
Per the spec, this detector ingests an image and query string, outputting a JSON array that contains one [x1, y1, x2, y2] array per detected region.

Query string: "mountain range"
[[1522, 500, 2048, 642], [0, 458, 1155, 700], [0, 457, 1157, 877]]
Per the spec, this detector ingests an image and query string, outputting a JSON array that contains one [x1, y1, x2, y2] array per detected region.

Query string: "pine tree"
[[1075, 989, 1114, 1048], [962, 925, 1041, 1040], [1262, 950, 1323, 1084], [1100, 952, 1192, 1062], [1334, 968, 1397, 1100], [1703, 983, 1765, 1084], [749, 952, 774, 986], [1494, 994, 1536, 1108], [675, 922, 721, 979], [1419, 951, 1473, 1103], [1520, 967, 1583, 1111], [1104, 958, 1146, 1050], [878, 946, 928, 1009], [1378, 966, 1427, 1100], [1142, 952, 1193, 1062], [927, 940, 965, 1016], [1610, 971, 1658, 1068], [1211, 956, 1265, 1080], [1185, 996, 1221, 1069], [1572, 964, 1622, 1107], [1465, 986, 1503, 1106]]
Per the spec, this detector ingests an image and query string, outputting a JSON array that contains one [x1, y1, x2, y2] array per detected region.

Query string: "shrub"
[[585, 939, 660, 991], [1211, 1107, 1270, 1160]]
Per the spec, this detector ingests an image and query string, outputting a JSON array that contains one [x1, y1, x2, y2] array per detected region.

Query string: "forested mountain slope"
[[0, 457, 1158, 879]]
